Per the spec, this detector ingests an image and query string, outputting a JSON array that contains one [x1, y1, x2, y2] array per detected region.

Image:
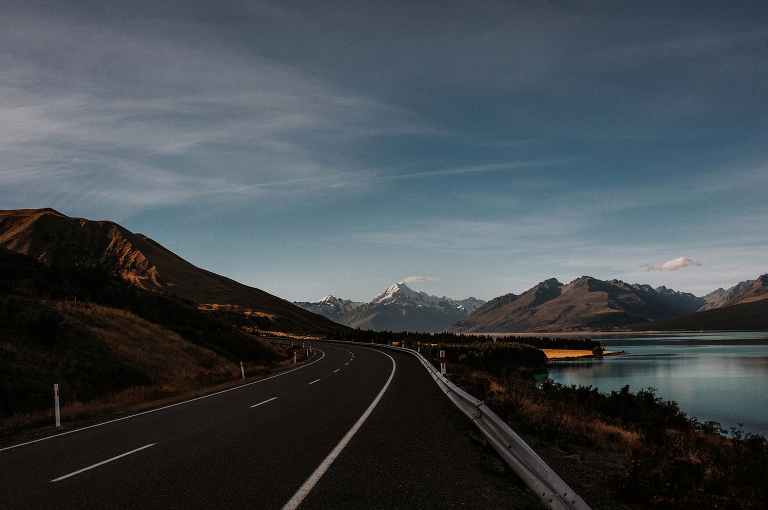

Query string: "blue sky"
[[2, 0, 767, 302]]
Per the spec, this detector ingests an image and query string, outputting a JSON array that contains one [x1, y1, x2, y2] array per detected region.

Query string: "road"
[[0, 341, 531, 509]]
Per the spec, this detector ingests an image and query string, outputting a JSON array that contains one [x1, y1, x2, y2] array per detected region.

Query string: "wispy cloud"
[[0, 10, 434, 215], [390, 159, 569, 180], [642, 257, 703, 272], [403, 276, 440, 282]]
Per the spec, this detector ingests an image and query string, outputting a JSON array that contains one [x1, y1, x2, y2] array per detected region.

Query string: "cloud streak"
[[642, 257, 703, 272], [403, 276, 440, 282]]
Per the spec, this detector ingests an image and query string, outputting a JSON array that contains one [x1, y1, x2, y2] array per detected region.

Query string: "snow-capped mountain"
[[339, 282, 485, 332], [293, 295, 365, 322]]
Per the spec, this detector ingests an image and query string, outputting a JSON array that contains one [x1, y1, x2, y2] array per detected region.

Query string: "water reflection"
[[545, 332, 768, 436]]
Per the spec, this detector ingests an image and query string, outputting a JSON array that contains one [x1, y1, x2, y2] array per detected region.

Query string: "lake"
[[544, 332, 768, 437]]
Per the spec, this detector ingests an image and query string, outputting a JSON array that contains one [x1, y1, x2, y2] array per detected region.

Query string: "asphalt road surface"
[[1, 341, 535, 509]]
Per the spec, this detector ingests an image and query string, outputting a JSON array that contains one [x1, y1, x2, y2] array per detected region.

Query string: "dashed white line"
[[333, 369, 340, 373], [282, 350, 397, 510], [308, 379, 321, 385], [1, 349, 328, 453], [250, 397, 278, 408], [51, 444, 155, 482]]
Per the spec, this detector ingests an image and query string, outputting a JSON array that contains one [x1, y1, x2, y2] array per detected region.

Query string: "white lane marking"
[[282, 350, 396, 510], [333, 369, 340, 373], [250, 397, 278, 408], [51, 444, 155, 482], [1, 350, 327, 453], [308, 379, 321, 385]]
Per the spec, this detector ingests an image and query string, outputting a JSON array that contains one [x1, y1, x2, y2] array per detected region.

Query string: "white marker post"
[[294, 352, 297, 363], [440, 350, 446, 375], [240, 362, 245, 379], [54, 384, 61, 428]]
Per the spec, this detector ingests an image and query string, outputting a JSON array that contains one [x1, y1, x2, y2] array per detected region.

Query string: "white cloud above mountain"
[[642, 257, 703, 272], [403, 276, 440, 282]]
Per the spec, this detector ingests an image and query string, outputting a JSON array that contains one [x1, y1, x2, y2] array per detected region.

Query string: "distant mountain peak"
[[293, 295, 365, 322], [336, 282, 485, 333]]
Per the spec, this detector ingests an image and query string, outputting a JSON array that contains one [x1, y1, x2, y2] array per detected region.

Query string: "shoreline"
[[542, 349, 626, 360], [462, 330, 768, 337]]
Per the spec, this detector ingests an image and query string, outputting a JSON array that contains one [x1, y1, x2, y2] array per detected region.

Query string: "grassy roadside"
[[0, 331, 312, 443], [0, 298, 312, 440], [446, 361, 768, 509]]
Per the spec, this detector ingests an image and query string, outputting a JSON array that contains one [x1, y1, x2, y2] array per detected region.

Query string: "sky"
[[2, 0, 767, 302]]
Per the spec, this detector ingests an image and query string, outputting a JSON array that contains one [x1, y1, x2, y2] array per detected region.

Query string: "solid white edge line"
[[282, 350, 396, 510], [1, 348, 327, 453], [51, 443, 155, 482], [250, 397, 278, 408]]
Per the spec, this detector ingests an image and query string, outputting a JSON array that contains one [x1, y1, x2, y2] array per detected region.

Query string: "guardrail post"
[[240, 361, 245, 379], [54, 384, 61, 428], [440, 350, 446, 375]]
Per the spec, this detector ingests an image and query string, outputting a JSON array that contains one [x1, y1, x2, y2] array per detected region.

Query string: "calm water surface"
[[545, 332, 768, 436]]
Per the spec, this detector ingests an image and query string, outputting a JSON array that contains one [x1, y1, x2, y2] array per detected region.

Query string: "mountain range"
[[292, 295, 366, 322], [0, 208, 341, 337], [2, 208, 766, 335], [295, 282, 485, 333], [448, 275, 768, 333]]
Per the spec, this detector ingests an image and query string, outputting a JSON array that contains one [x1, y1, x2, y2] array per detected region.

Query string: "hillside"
[[0, 208, 341, 337], [724, 274, 768, 306], [0, 248, 291, 430], [698, 279, 754, 311], [448, 277, 705, 333], [630, 297, 768, 331]]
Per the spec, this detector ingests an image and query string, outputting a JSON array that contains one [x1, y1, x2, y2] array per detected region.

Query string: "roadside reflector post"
[[440, 350, 446, 375], [417, 341, 420, 353], [294, 352, 297, 363], [54, 384, 61, 428], [240, 361, 245, 379]]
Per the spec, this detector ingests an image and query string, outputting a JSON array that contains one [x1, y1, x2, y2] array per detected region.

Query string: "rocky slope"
[[724, 274, 768, 306], [0, 208, 341, 336], [337, 282, 485, 332], [698, 279, 754, 310]]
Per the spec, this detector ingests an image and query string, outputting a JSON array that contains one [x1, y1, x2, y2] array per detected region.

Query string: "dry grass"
[[454, 367, 642, 451], [1, 301, 306, 436], [58, 300, 241, 383], [542, 349, 617, 359]]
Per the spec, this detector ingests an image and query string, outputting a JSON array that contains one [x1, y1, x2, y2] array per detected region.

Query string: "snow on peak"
[[370, 282, 485, 313]]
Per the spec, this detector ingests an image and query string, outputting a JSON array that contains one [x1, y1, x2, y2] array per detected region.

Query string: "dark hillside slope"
[[630, 298, 768, 331], [0, 208, 341, 336], [0, 248, 289, 423]]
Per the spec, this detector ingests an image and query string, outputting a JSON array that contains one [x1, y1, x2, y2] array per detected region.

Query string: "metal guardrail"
[[314, 340, 591, 510], [407, 347, 590, 510]]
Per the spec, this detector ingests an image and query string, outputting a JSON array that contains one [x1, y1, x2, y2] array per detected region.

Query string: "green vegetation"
[[420, 342, 547, 375], [327, 329, 560, 371], [327, 328, 599, 350]]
